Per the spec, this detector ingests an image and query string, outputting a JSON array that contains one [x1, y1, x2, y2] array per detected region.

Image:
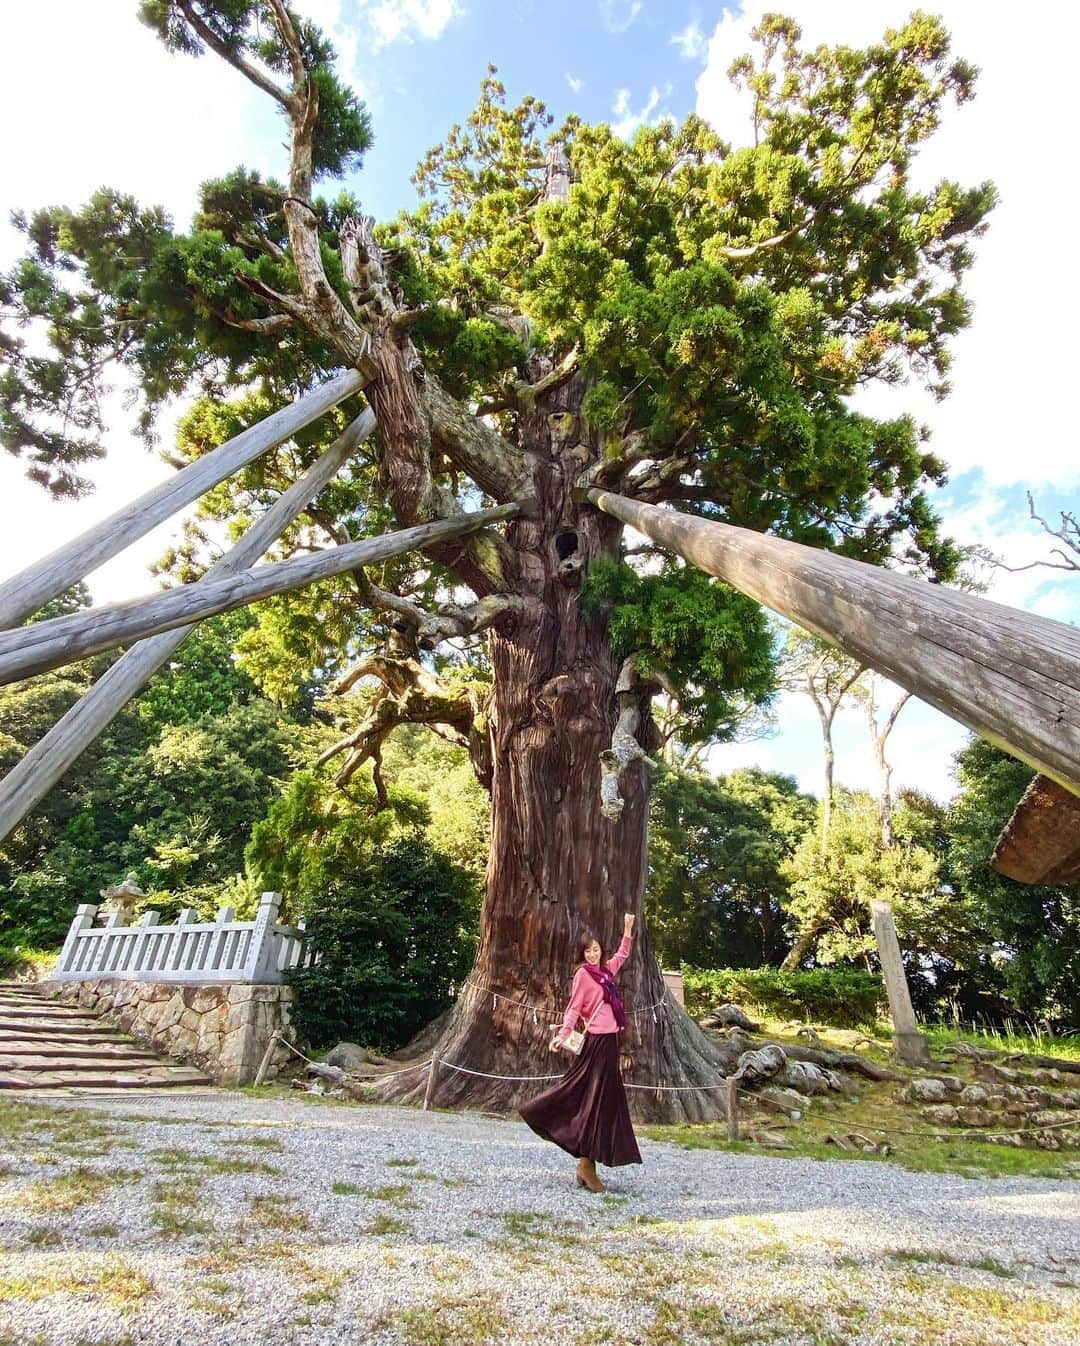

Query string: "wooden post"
[[254, 1032, 281, 1088], [423, 1057, 441, 1111], [726, 1078, 740, 1141], [584, 489, 1080, 798], [0, 412, 373, 844], [0, 369, 365, 629], [0, 504, 521, 685], [870, 899, 934, 1067]]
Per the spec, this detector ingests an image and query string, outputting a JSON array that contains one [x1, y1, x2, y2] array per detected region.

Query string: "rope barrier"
[[459, 975, 668, 1023], [433, 1056, 734, 1093], [435, 1059, 565, 1083], [272, 1033, 434, 1081], [269, 1039, 1080, 1138]]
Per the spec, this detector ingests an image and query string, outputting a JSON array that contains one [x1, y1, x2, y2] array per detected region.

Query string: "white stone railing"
[[53, 891, 312, 985]]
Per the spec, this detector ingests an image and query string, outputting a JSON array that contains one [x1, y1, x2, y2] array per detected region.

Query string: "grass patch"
[[502, 1210, 583, 1248], [393, 1290, 508, 1345], [149, 1147, 280, 1177], [921, 1021, 1080, 1063], [361, 1182, 414, 1203], [247, 1194, 311, 1233], [365, 1213, 411, 1236], [26, 1226, 62, 1246], [0, 1256, 153, 1309], [189, 1285, 244, 1320], [386, 1157, 420, 1168], [331, 1181, 361, 1196], [87, 1222, 119, 1239], [897, 1272, 1080, 1333], [150, 1178, 214, 1239], [642, 1299, 758, 1346], [229, 1135, 285, 1152], [639, 1078, 1080, 1183], [296, 1262, 343, 1306], [888, 1248, 1018, 1279], [26, 1166, 141, 1214], [185, 1242, 250, 1277]]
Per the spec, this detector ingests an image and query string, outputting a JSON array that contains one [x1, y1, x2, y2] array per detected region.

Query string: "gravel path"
[[0, 1090, 1077, 1346]]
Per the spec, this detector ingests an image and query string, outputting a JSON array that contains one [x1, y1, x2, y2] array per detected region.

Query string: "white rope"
[[273, 1034, 434, 1081], [436, 1058, 565, 1082], [461, 975, 668, 1021], [434, 1056, 727, 1092]]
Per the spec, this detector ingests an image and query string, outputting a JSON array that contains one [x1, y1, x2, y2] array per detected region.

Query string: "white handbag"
[[563, 1000, 603, 1054]]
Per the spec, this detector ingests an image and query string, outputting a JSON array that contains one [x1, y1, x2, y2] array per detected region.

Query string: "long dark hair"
[[576, 931, 606, 968]]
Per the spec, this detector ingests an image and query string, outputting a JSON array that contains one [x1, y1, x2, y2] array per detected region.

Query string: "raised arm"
[[605, 913, 636, 976]]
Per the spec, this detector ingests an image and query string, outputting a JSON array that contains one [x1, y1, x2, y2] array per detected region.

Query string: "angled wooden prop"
[[0, 410, 375, 844], [0, 368, 365, 630], [0, 504, 519, 686], [585, 489, 1080, 798]]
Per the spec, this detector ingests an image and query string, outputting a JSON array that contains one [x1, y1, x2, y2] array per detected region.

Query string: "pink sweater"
[[559, 935, 633, 1038]]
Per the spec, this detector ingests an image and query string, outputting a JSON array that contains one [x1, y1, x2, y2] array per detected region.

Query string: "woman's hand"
[[623, 912, 636, 937], [549, 1034, 565, 1053]]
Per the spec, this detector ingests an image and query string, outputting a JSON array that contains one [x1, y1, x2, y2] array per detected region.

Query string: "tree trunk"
[[379, 376, 730, 1121]]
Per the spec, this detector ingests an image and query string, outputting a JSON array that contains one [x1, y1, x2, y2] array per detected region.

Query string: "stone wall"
[[48, 979, 297, 1085]]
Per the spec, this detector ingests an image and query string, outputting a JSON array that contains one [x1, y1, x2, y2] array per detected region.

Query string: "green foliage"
[[131, 612, 266, 734], [648, 767, 814, 967], [946, 739, 1080, 1027], [404, 19, 992, 576], [380, 725, 490, 879], [680, 965, 885, 1028], [0, 658, 301, 947], [581, 557, 775, 743], [782, 789, 963, 968], [278, 831, 477, 1050]]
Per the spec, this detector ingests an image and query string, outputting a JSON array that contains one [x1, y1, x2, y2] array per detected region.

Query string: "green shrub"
[[283, 831, 477, 1051], [680, 965, 885, 1028]]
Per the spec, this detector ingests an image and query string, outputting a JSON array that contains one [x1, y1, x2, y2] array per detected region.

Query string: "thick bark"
[[378, 374, 729, 1122]]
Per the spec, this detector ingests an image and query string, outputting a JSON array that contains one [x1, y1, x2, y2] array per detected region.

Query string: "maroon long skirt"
[[519, 1031, 642, 1168]]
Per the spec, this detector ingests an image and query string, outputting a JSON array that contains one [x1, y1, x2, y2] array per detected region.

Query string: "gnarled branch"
[[600, 654, 659, 822]]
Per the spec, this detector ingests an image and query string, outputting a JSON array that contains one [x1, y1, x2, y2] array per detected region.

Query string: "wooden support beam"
[[585, 489, 1080, 797], [0, 368, 365, 629], [0, 503, 519, 686], [0, 411, 374, 843]]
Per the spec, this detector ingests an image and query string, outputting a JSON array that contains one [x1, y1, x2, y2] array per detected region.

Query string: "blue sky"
[[1, 0, 1077, 804]]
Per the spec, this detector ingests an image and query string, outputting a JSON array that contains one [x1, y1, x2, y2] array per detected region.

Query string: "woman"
[[519, 912, 642, 1192]]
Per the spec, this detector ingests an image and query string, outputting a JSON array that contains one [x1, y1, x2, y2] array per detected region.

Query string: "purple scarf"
[[583, 962, 626, 1029]]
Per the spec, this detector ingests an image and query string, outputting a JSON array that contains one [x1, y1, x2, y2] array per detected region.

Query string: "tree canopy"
[[0, 6, 993, 729]]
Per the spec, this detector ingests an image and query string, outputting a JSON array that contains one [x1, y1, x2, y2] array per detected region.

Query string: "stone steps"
[[0, 983, 214, 1093]]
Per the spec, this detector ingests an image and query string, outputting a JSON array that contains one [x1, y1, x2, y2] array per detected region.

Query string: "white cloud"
[[599, 1, 643, 35], [566, 73, 585, 94], [695, 2, 1080, 491], [366, 0, 465, 48], [670, 20, 707, 61], [611, 84, 671, 140]]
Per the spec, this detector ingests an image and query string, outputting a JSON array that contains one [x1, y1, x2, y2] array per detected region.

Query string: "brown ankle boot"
[[576, 1157, 606, 1193]]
